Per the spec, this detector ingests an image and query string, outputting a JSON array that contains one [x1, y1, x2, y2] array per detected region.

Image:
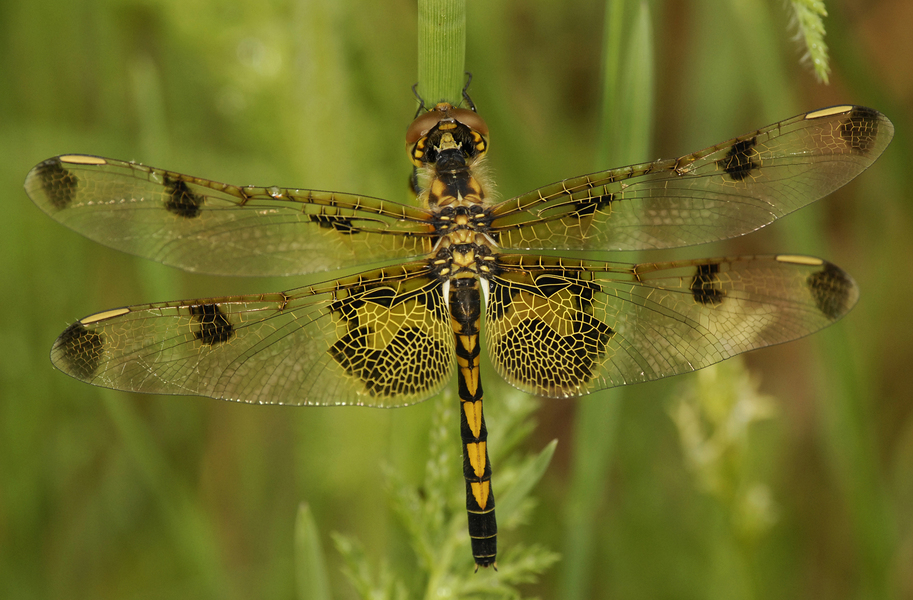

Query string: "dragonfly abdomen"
[[449, 277, 497, 568]]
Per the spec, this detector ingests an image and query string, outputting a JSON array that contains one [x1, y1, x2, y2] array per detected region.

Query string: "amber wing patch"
[[486, 254, 859, 397]]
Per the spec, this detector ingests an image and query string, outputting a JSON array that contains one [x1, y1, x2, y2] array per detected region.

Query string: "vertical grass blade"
[[561, 3, 655, 598], [295, 503, 333, 600], [101, 392, 229, 598], [598, 0, 655, 167], [417, 0, 466, 106]]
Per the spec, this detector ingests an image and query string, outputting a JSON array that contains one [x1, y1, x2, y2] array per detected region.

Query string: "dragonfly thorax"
[[423, 153, 491, 211], [417, 107, 499, 290]]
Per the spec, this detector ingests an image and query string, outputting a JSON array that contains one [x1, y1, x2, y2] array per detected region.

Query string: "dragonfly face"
[[25, 100, 893, 569], [407, 101, 489, 166]]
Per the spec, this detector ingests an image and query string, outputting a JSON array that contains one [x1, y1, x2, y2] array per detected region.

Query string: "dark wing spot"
[[329, 326, 446, 397], [489, 272, 597, 321], [495, 316, 614, 392], [361, 287, 396, 308], [328, 291, 364, 323], [717, 137, 759, 181], [191, 304, 234, 345], [806, 262, 855, 320], [487, 279, 519, 322], [55, 322, 104, 379], [415, 281, 447, 315], [328, 285, 404, 323], [307, 214, 359, 234], [574, 193, 615, 217], [534, 273, 571, 298], [35, 158, 79, 209], [533, 272, 597, 309], [838, 107, 880, 155], [164, 177, 203, 218], [573, 281, 597, 313], [329, 325, 374, 375], [691, 263, 725, 306]]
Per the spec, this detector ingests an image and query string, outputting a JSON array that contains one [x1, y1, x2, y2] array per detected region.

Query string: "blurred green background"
[[2, 0, 911, 598]]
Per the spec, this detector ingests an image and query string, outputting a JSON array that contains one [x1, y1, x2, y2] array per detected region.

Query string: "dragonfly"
[[25, 100, 892, 569]]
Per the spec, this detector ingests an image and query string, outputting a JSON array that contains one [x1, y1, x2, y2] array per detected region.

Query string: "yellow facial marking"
[[463, 400, 483, 438], [471, 481, 491, 509], [466, 441, 488, 478], [438, 132, 459, 151]]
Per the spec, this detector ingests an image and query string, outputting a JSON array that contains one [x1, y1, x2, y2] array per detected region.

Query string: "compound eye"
[[406, 105, 451, 145], [449, 108, 489, 137]]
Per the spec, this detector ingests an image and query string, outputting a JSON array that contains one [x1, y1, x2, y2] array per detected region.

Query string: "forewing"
[[25, 155, 436, 276], [489, 106, 893, 251], [486, 254, 858, 398], [52, 262, 454, 407]]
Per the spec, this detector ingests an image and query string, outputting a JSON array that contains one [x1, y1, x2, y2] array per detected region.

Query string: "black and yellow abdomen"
[[449, 276, 497, 568]]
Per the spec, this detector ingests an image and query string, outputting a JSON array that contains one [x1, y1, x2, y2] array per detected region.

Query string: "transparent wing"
[[486, 253, 857, 398], [489, 106, 893, 251], [25, 155, 436, 276], [51, 262, 454, 407]]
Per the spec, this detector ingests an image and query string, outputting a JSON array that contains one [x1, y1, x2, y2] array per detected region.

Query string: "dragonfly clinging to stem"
[[25, 95, 893, 568]]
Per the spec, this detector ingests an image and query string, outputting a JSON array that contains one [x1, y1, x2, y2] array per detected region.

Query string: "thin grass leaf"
[[598, 0, 654, 166], [496, 440, 557, 521], [99, 391, 229, 597], [561, 3, 655, 597], [332, 533, 409, 600], [383, 392, 463, 574], [615, 0, 655, 164], [597, 0, 627, 168], [294, 503, 333, 600]]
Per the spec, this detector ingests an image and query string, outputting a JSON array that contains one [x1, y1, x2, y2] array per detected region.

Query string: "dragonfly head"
[[407, 102, 489, 168]]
